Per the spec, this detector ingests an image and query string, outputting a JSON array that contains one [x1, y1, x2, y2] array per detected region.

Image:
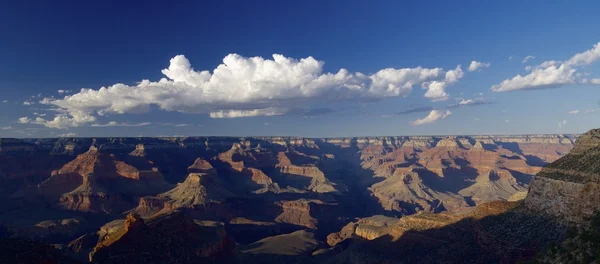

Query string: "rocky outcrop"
[[59, 174, 131, 214], [133, 159, 234, 217], [507, 191, 528, 201], [274, 199, 320, 229], [158, 172, 232, 207], [522, 129, 600, 225], [275, 151, 339, 193], [90, 212, 236, 263], [327, 215, 398, 246], [369, 167, 469, 215], [459, 169, 527, 203]]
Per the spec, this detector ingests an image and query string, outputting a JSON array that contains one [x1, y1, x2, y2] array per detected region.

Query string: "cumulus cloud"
[[29, 54, 466, 128], [18, 117, 31, 124], [410, 109, 452, 125], [492, 42, 600, 92], [31, 111, 97, 129], [468, 61, 490, 72], [522, 56, 535, 63], [91, 121, 152, 127], [57, 90, 72, 94], [23, 101, 33, 105], [422, 65, 464, 101]]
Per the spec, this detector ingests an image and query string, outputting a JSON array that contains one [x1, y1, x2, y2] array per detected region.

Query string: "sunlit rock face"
[[522, 129, 600, 225]]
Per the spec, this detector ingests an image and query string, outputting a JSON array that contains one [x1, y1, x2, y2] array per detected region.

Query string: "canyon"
[[0, 133, 585, 263]]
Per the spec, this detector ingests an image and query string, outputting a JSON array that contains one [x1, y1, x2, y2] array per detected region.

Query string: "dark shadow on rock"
[[331, 206, 566, 264], [524, 155, 548, 167], [498, 142, 524, 155]]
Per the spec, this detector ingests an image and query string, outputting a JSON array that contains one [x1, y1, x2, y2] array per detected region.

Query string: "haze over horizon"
[[1, 1, 599, 138]]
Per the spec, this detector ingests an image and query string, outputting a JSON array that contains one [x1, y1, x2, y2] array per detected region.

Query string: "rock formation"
[[369, 167, 469, 215], [327, 215, 398, 246], [0, 133, 582, 263], [59, 173, 131, 214], [90, 212, 236, 263], [134, 158, 234, 217], [522, 128, 600, 225]]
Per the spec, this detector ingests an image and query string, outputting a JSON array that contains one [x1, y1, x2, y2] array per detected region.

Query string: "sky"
[[0, 0, 599, 138]]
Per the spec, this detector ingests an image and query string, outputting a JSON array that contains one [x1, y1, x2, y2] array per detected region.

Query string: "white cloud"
[[509, 56, 513, 61], [410, 109, 451, 125], [522, 56, 535, 63], [30, 54, 464, 128], [31, 110, 97, 129], [492, 42, 600, 92], [57, 132, 76, 137], [525, 65, 532, 71], [582, 78, 600, 84], [571, 109, 596, 114], [57, 90, 72, 94], [0, 126, 12, 130], [380, 114, 393, 118], [18, 117, 31, 124], [558, 120, 567, 128], [91, 121, 152, 127], [468, 61, 490, 72], [447, 98, 489, 109], [2, 100, 7, 103], [209, 107, 285, 118], [174, 124, 190, 127], [505, 120, 510, 123], [423, 65, 464, 101], [23, 101, 33, 105], [459, 99, 475, 105]]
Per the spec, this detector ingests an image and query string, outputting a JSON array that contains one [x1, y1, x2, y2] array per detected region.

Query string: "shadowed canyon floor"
[[0, 133, 587, 263]]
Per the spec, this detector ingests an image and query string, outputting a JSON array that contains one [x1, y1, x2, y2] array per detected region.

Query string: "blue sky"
[[0, 0, 599, 137]]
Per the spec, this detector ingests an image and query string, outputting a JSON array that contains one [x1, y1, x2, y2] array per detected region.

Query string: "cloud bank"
[[29, 54, 467, 128], [492, 42, 600, 92]]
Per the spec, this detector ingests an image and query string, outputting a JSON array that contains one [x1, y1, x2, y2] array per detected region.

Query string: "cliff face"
[[522, 129, 600, 225]]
